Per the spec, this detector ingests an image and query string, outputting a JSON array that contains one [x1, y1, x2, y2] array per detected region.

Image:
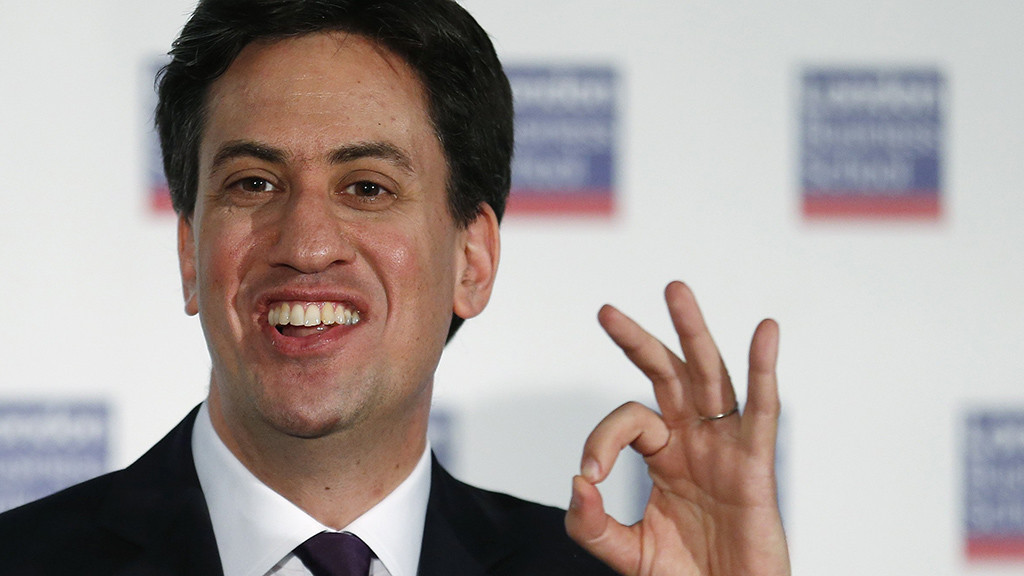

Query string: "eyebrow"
[[210, 141, 287, 172], [209, 140, 415, 174], [329, 142, 414, 173]]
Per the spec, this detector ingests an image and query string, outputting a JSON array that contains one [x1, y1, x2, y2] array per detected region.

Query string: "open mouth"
[[268, 301, 361, 337]]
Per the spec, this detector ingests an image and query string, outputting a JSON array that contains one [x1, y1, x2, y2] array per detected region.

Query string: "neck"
[[205, 388, 430, 530]]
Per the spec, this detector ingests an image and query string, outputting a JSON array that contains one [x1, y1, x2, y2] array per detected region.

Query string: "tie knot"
[[294, 532, 373, 576]]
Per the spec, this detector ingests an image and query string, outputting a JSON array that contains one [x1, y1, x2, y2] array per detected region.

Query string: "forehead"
[[201, 32, 438, 166]]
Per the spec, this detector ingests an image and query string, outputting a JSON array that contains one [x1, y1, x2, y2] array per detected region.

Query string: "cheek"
[[369, 226, 458, 321], [195, 227, 257, 310], [380, 232, 450, 292]]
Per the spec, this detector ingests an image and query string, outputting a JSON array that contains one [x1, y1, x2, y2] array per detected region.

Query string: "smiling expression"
[[178, 33, 485, 446]]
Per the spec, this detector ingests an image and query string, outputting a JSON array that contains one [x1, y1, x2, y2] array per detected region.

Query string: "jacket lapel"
[[417, 457, 515, 576], [99, 406, 223, 576]]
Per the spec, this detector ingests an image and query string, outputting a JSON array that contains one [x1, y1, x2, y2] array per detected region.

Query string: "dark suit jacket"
[[0, 407, 616, 575]]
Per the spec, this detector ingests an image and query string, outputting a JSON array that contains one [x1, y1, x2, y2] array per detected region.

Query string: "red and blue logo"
[[964, 410, 1024, 560], [800, 69, 944, 220], [506, 65, 618, 216], [0, 401, 110, 512]]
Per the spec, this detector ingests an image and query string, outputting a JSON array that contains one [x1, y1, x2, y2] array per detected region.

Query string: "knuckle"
[[615, 401, 652, 420]]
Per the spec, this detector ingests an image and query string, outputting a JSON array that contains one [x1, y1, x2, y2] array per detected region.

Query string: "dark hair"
[[156, 0, 513, 341]]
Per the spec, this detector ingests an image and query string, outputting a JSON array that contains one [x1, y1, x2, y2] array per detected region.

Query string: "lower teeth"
[[275, 324, 333, 335]]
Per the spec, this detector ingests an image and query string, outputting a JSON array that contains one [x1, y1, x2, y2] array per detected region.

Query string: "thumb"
[[565, 475, 639, 575]]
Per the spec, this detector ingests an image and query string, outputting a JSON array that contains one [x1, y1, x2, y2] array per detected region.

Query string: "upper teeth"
[[268, 302, 360, 327]]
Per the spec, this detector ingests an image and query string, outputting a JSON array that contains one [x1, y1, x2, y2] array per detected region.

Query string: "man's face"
[[178, 33, 495, 444]]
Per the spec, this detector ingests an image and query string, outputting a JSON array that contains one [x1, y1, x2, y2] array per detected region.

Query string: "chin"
[[258, 395, 365, 440]]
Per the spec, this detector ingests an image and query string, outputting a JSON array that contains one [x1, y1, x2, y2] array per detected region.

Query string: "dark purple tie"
[[293, 532, 373, 576]]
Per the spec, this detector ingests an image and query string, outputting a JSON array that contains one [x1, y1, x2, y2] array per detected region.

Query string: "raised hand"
[[565, 281, 790, 575]]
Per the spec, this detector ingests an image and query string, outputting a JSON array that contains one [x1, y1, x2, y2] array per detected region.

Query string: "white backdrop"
[[2, 2, 1023, 574]]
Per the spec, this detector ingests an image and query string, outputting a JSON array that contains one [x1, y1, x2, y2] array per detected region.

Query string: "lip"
[[255, 287, 370, 356]]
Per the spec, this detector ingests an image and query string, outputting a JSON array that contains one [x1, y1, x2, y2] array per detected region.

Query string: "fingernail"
[[569, 482, 581, 511], [582, 457, 600, 482]]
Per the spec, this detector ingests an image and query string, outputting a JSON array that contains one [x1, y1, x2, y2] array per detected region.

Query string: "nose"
[[268, 187, 356, 274]]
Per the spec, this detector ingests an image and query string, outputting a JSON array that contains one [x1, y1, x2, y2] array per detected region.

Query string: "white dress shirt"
[[192, 403, 431, 576]]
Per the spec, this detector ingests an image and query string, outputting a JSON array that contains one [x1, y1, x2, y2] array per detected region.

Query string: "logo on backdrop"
[[506, 65, 618, 216], [964, 410, 1024, 560], [800, 68, 944, 220], [0, 401, 110, 513]]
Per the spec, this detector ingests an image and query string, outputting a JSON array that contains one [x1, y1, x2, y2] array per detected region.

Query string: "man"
[[0, 1, 790, 574]]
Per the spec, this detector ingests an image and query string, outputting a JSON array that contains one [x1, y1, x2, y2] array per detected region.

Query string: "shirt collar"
[[192, 402, 431, 576]]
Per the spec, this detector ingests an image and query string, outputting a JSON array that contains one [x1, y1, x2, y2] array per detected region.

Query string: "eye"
[[343, 180, 390, 198], [234, 176, 278, 194], [338, 179, 398, 210]]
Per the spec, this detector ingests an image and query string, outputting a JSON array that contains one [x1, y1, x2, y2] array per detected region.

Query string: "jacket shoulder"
[[424, 460, 618, 575], [0, 471, 139, 573]]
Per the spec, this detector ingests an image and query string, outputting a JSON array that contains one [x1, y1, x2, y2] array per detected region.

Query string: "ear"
[[452, 203, 501, 320], [177, 214, 200, 317]]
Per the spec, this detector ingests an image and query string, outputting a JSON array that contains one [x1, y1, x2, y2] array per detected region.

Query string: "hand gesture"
[[565, 281, 790, 575]]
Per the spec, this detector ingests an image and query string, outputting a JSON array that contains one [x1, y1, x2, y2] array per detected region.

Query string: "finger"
[[741, 318, 782, 455], [565, 475, 639, 575], [570, 401, 667, 576], [598, 304, 688, 420], [579, 401, 671, 484], [664, 281, 737, 421]]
